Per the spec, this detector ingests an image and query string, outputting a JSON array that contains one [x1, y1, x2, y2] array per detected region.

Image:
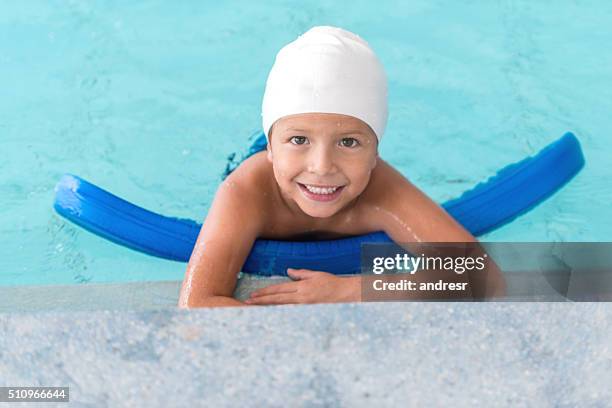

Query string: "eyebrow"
[[338, 130, 365, 135]]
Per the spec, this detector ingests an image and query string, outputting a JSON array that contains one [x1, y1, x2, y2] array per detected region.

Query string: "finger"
[[245, 293, 302, 305], [287, 268, 318, 280], [249, 282, 299, 298]]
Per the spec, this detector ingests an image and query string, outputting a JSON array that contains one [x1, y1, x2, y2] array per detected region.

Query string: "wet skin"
[[178, 113, 506, 308]]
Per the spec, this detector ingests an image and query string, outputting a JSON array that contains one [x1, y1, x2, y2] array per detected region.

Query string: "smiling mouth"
[[297, 183, 345, 202]]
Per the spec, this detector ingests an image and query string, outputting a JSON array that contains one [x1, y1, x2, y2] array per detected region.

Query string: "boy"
[[178, 26, 505, 308]]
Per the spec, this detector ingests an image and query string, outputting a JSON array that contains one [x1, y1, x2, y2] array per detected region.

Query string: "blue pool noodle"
[[54, 132, 584, 276]]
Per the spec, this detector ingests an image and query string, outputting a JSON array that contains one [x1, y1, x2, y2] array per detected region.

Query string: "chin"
[[299, 204, 341, 219]]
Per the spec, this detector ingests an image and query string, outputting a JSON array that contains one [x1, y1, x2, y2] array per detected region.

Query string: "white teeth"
[[304, 184, 339, 195]]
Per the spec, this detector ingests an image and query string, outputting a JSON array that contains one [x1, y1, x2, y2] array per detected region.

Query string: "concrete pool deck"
[[1, 302, 612, 406], [1, 274, 612, 406]]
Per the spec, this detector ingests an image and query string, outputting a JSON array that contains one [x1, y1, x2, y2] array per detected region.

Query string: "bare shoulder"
[[357, 158, 475, 242], [215, 151, 277, 229], [357, 158, 422, 215], [222, 150, 273, 193]]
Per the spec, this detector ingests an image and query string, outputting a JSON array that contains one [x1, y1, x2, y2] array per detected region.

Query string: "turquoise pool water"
[[1, 1, 611, 286]]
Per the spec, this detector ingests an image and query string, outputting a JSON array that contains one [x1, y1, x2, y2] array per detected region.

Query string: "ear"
[[371, 158, 378, 171], [266, 142, 273, 163], [370, 150, 379, 170]]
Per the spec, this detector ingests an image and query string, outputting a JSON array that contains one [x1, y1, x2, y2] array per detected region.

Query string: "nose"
[[307, 145, 337, 176]]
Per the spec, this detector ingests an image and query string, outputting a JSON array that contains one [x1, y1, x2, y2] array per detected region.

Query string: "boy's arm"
[[364, 160, 507, 299], [178, 176, 265, 308]]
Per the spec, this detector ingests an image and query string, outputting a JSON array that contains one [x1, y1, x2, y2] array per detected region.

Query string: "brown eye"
[[340, 137, 359, 148], [290, 136, 308, 145]]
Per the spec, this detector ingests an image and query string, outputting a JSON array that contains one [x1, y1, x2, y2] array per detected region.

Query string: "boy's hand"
[[245, 269, 360, 305]]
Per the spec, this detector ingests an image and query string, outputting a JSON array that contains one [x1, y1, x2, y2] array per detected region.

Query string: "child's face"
[[267, 113, 378, 218]]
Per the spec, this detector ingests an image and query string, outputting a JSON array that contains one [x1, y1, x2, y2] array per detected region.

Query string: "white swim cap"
[[261, 26, 388, 142]]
